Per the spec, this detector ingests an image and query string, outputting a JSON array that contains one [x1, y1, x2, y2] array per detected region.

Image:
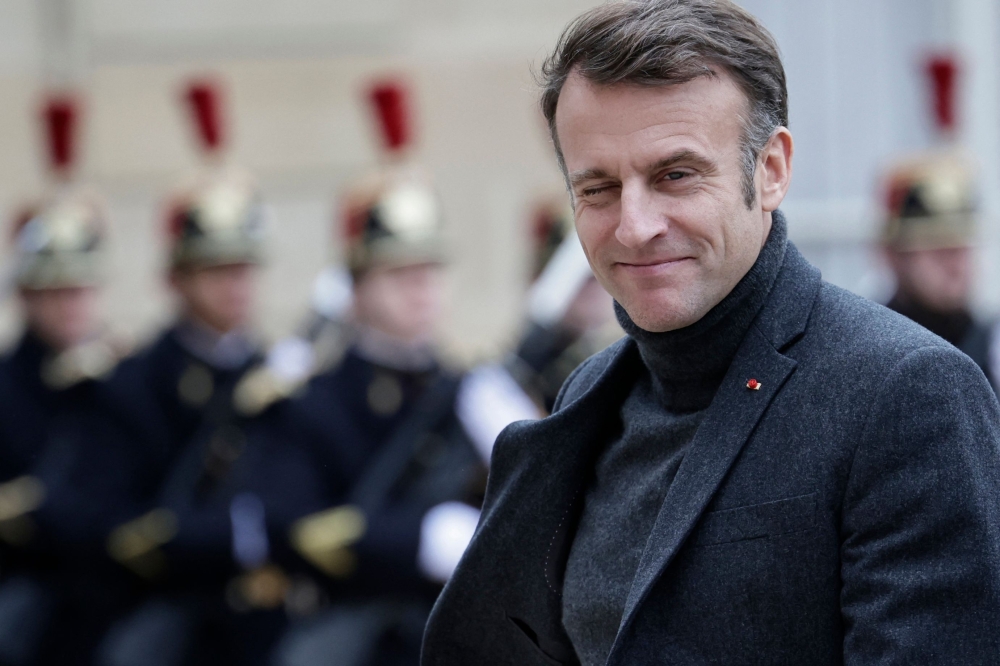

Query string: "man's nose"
[[615, 183, 666, 249]]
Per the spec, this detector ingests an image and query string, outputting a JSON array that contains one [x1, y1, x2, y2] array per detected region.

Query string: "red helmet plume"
[[926, 54, 959, 135], [368, 80, 411, 155], [185, 80, 225, 154], [43, 95, 78, 176]]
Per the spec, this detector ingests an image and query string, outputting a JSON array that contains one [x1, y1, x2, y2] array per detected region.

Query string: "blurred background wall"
[[1, 0, 999, 360]]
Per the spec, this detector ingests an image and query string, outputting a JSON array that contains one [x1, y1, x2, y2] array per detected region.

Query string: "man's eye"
[[582, 186, 612, 197], [666, 171, 686, 181]]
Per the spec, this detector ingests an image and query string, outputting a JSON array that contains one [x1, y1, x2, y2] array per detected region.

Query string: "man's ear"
[[759, 127, 794, 213]]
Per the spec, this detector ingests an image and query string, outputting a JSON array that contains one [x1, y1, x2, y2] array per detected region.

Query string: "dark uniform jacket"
[[107, 325, 323, 578], [109, 326, 252, 474], [0, 333, 90, 482], [0, 332, 154, 554], [293, 347, 484, 600], [274, 346, 484, 666], [90, 325, 324, 666], [422, 240, 1000, 665], [0, 333, 154, 666]]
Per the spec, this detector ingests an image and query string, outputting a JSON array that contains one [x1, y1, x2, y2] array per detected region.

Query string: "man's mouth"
[[615, 257, 693, 270]]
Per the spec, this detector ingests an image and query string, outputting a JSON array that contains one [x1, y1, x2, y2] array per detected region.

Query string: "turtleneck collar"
[[616, 212, 788, 413]]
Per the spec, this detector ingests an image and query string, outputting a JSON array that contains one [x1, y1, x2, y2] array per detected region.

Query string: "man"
[[98, 169, 326, 666], [881, 152, 997, 392], [0, 193, 112, 493], [0, 96, 116, 502], [271, 81, 497, 666], [0, 192, 126, 666], [95, 84, 323, 666], [423, 2, 1000, 665], [0, 96, 149, 666]]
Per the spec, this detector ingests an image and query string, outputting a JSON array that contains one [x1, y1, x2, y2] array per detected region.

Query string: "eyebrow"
[[648, 150, 715, 173], [568, 150, 716, 189], [568, 168, 613, 189]]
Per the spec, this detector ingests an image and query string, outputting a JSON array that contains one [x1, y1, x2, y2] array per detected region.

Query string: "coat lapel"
[[608, 328, 798, 660], [608, 244, 822, 663], [475, 340, 641, 661]]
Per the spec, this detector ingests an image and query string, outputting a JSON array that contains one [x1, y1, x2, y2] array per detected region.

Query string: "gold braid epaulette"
[[106, 508, 179, 579], [289, 505, 367, 579]]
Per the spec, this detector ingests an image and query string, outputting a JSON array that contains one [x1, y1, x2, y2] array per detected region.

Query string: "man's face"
[[171, 263, 258, 334], [887, 246, 972, 313], [353, 263, 445, 345], [20, 286, 100, 351], [556, 71, 786, 332]]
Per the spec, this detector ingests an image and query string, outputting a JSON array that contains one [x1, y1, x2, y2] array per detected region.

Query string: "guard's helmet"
[[342, 170, 444, 276], [342, 80, 445, 277], [165, 170, 264, 269], [165, 80, 264, 270], [12, 191, 106, 289], [882, 152, 976, 251]]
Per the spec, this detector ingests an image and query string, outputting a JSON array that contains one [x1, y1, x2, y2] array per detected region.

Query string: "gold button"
[[178, 364, 214, 406], [367, 373, 403, 416]]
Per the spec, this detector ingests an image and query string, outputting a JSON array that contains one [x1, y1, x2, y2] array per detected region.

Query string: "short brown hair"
[[540, 0, 788, 207]]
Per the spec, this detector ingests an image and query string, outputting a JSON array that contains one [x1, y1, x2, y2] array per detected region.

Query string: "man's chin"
[[618, 295, 701, 333]]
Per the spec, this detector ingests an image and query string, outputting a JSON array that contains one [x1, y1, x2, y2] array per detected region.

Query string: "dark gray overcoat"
[[422, 240, 1000, 665]]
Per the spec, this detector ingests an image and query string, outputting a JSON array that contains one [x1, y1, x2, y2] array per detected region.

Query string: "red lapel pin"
[[746, 378, 761, 391]]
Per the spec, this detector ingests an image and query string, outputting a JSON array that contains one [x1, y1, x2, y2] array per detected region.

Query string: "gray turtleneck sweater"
[[561, 218, 788, 666]]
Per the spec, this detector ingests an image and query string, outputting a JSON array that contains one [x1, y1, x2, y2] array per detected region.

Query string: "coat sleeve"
[[841, 344, 1000, 665]]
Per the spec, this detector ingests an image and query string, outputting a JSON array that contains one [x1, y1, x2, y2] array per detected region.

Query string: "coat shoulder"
[[798, 282, 1000, 430], [807, 281, 956, 365]]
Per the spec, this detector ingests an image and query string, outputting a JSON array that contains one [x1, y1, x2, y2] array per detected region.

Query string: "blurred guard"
[[272, 80, 497, 666], [0, 93, 136, 666], [881, 152, 996, 392], [96, 80, 321, 666], [103, 80, 267, 536], [506, 197, 620, 414], [0, 96, 112, 486]]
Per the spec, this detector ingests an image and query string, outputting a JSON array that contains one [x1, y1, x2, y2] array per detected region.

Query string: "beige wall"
[[0, 0, 591, 360], [2, 0, 998, 360]]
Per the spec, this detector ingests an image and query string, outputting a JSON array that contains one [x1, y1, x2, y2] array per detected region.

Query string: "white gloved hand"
[[417, 502, 482, 583], [457, 364, 543, 464]]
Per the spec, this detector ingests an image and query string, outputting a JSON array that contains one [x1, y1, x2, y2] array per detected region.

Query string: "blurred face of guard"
[[557, 70, 793, 332], [20, 286, 99, 352], [887, 246, 972, 314], [171, 263, 258, 334], [353, 263, 445, 345]]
